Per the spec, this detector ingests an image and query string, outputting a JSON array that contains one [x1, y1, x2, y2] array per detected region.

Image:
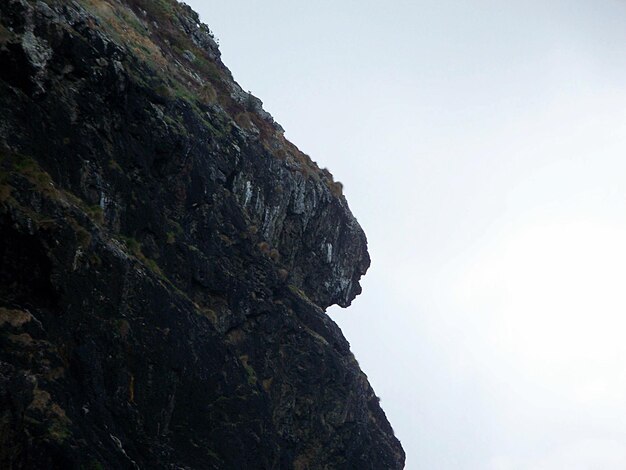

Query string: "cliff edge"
[[0, 0, 405, 468]]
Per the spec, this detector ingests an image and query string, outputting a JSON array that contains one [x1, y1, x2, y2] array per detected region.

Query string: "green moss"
[[194, 56, 222, 82], [239, 355, 257, 386], [0, 151, 59, 213], [1, 154, 105, 232], [288, 284, 309, 301], [120, 235, 141, 256], [86, 205, 104, 224], [119, 235, 164, 278], [92, 0, 225, 113], [0, 152, 53, 190], [120, 7, 146, 35], [12, 155, 37, 171], [170, 80, 200, 106], [144, 257, 163, 276]]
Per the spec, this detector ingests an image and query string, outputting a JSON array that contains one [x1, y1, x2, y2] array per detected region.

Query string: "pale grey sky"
[[186, 1, 626, 468]]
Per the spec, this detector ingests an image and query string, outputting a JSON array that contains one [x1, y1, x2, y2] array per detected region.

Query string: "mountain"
[[0, 0, 405, 468]]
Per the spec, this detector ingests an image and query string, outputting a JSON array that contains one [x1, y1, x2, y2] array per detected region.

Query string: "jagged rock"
[[0, 0, 404, 468]]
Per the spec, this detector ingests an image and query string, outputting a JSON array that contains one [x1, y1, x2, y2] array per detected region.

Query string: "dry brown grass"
[[0, 308, 32, 328], [74, 0, 341, 195], [80, 0, 168, 70]]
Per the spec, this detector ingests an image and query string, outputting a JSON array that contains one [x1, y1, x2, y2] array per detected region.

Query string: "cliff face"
[[0, 1, 404, 468]]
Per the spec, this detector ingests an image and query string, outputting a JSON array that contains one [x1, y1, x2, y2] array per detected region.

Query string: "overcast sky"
[[186, 1, 626, 468]]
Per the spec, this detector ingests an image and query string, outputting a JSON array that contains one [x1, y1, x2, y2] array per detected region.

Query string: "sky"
[[185, 1, 626, 468]]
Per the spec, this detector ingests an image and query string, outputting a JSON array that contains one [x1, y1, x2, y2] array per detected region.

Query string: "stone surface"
[[0, 0, 405, 468]]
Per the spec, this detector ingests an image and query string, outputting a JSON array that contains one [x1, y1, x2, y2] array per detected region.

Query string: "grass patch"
[[80, 0, 168, 71], [238, 355, 257, 386], [288, 285, 313, 303], [67, 217, 92, 249], [0, 152, 53, 189], [48, 419, 71, 443], [85, 204, 104, 224], [199, 82, 218, 103], [165, 219, 184, 244], [120, 235, 141, 255], [72, 0, 338, 194], [119, 235, 164, 278]]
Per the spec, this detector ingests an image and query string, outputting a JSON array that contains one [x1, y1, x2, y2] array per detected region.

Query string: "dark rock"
[[0, 0, 404, 468]]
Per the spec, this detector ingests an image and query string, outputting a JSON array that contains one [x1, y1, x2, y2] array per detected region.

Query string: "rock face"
[[0, 1, 405, 468]]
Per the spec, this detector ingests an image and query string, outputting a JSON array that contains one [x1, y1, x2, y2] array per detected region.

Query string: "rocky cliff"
[[0, 1, 405, 468]]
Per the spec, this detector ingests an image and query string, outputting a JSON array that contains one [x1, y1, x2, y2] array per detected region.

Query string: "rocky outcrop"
[[0, 0, 404, 468]]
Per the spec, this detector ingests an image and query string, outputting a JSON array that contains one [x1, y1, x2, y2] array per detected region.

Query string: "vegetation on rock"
[[0, 0, 404, 468]]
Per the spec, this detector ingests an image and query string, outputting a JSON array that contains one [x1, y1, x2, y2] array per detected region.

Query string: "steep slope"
[[0, 0, 405, 468]]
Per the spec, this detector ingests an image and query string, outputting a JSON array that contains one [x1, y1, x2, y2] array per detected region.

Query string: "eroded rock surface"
[[0, 0, 404, 468]]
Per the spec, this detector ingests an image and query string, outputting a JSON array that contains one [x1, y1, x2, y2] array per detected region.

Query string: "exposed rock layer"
[[0, 0, 405, 468]]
